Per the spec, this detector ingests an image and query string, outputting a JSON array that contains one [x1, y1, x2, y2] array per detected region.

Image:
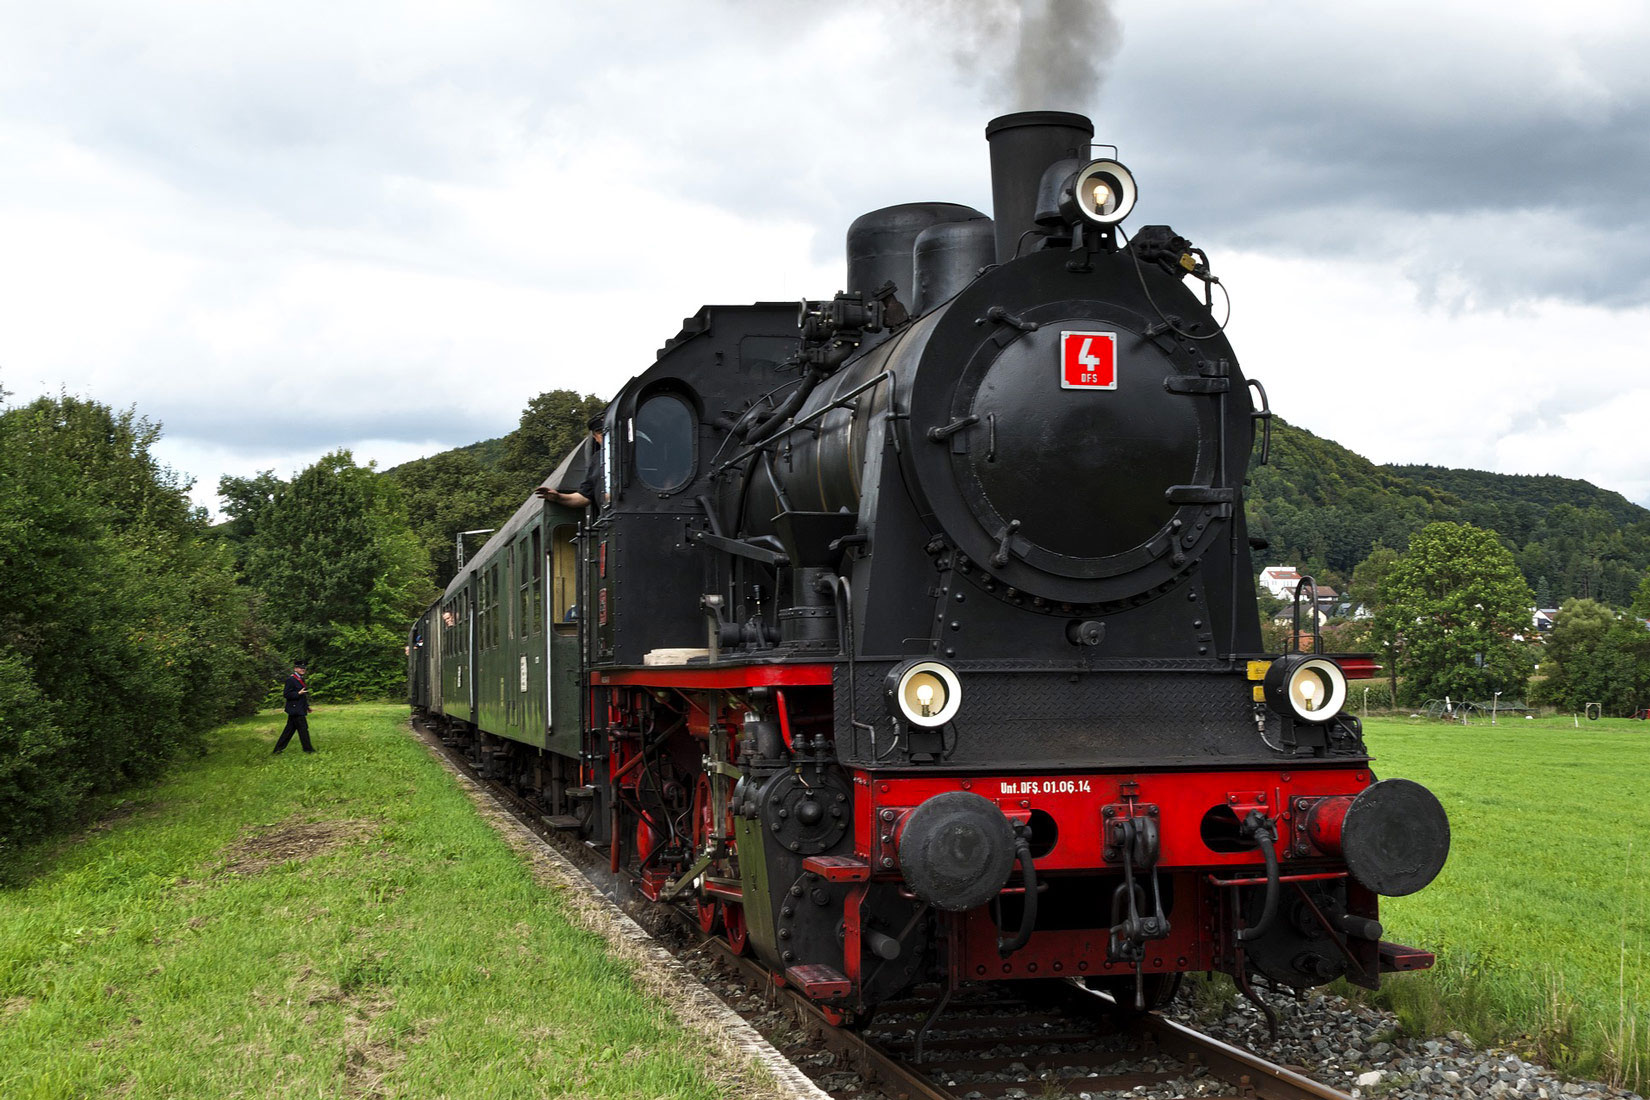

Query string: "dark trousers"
[[275, 713, 313, 753]]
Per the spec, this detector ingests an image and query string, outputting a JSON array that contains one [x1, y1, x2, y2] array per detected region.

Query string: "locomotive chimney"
[[984, 111, 1094, 265]]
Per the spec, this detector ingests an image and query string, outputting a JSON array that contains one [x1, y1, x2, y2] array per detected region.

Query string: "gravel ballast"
[[1168, 988, 1643, 1100]]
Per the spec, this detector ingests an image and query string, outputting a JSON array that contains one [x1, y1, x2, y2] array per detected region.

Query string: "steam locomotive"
[[408, 111, 1450, 1027]]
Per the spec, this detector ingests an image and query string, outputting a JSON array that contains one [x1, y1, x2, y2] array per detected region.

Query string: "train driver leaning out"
[[534, 413, 604, 515]]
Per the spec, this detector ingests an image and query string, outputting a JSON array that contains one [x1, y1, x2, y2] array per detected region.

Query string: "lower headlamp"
[[1263, 654, 1348, 723], [887, 659, 962, 728]]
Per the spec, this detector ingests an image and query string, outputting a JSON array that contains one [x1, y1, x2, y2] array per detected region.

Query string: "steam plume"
[[927, 0, 1123, 111]]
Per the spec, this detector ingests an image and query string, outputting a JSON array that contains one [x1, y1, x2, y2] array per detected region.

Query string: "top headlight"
[[1065, 159, 1137, 226]]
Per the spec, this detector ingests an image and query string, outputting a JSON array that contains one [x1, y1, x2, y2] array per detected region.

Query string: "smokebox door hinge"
[[1165, 486, 1235, 505], [1164, 375, 1230, 394]]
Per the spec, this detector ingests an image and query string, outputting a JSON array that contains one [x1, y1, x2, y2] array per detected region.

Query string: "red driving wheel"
[[721, 901, 748, 955], [692, 775, 719, 934]]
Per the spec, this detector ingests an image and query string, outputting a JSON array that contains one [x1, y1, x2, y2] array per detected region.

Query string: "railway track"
[[413, 716, 1354, 1100], [708, 943, 1355, 1100]]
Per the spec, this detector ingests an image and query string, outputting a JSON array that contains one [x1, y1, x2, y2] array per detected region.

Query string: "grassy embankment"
[[0, 704, 731, 1099], [1360, 714, 1649, 1091]]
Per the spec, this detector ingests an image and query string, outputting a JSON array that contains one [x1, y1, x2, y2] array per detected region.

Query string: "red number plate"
[[1061, 330, 1117, 389]]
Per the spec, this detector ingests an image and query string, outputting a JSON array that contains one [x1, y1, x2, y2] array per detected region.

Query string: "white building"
[[1259, 565, 1304, 600]]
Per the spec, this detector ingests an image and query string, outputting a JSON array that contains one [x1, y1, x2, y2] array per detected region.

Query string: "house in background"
[[1260, 567, 1368, 620], [1258, 565, 1304, 600]]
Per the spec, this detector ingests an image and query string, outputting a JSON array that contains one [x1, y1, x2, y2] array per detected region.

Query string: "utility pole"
[[455, 528, 496, 571]]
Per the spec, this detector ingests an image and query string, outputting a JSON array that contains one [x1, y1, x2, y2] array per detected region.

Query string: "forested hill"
[[1383, 464, 1650, 528], [374, 390, 1650, 609], [1249, 420, 1650, 607], [381, 390, 605, 588]]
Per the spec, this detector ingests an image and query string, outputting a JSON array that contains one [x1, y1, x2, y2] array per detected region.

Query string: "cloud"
[[1218, 247, 1650, 506], [1098, 2, 1650, 306], [3, 0, 1650, 519]]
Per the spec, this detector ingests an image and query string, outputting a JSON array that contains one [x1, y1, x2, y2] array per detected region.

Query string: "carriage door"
[[467, 588, 478, 717], [546, 520, 581, 758]]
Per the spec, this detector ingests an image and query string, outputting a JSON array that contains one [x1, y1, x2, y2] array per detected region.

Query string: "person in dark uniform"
[[273, 662, 314, 754], [536, 413, 605, 514]]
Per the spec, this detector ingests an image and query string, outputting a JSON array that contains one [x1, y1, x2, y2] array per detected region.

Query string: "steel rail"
[[705, 940, 953, 1100], [1065, 982, 1355, 1100]]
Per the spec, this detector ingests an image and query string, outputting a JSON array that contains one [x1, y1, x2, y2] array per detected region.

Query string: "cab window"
[[633, 393, 695, 492]]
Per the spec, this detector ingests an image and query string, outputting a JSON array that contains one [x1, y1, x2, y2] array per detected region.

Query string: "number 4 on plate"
[[1060, 330, 1118, 390]]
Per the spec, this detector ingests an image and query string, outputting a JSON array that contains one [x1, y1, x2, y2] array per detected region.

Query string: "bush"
[[0, 394, 269, 853], [0, 648, 77, 844]]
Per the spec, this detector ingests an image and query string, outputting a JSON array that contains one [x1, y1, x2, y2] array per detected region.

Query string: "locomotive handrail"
[[714, 370, 895, 474], [1290, 576, 1323, 654], [816, 573, 877, 753], [1248, 378, 1273, 465]]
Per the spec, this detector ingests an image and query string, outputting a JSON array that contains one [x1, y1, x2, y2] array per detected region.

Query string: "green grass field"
[[5, 705, 1645, 1095], [1359, 714, 1650, 1091], [0, 705, 731, 1099]]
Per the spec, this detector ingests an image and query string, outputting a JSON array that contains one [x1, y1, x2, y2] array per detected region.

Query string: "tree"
[[1533, 598, 1650, 714], [217, 469, 285, 537], [1321, 617, 1375, 654], [1633, 574, 1650, 621], [383, 449, 517, 587], [1349, 545, 1399, 613], [1, 393, 268, 852], [1351, 545, 1400, 700], [1373, 522, 1534, 704], [1259, 616, 1292, 653], [241, 451, 436, 699], [500, 389, 606, 484]]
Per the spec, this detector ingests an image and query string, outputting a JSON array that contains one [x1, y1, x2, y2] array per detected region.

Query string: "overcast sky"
[[3, 0, 1649, 515]]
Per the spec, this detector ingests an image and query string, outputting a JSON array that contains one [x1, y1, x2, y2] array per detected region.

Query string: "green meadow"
[[0, 705, 730, 1099], [4, 704, 1646, 1095], [1361, 714, 1650, 1091]]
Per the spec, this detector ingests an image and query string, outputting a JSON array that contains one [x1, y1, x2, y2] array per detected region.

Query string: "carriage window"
[[492, 565, 502, 648], [551, 524, 578, 635], [633, 393, 696, 492], [518, 534, 534, 636], [530, 527, 543, 635]]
